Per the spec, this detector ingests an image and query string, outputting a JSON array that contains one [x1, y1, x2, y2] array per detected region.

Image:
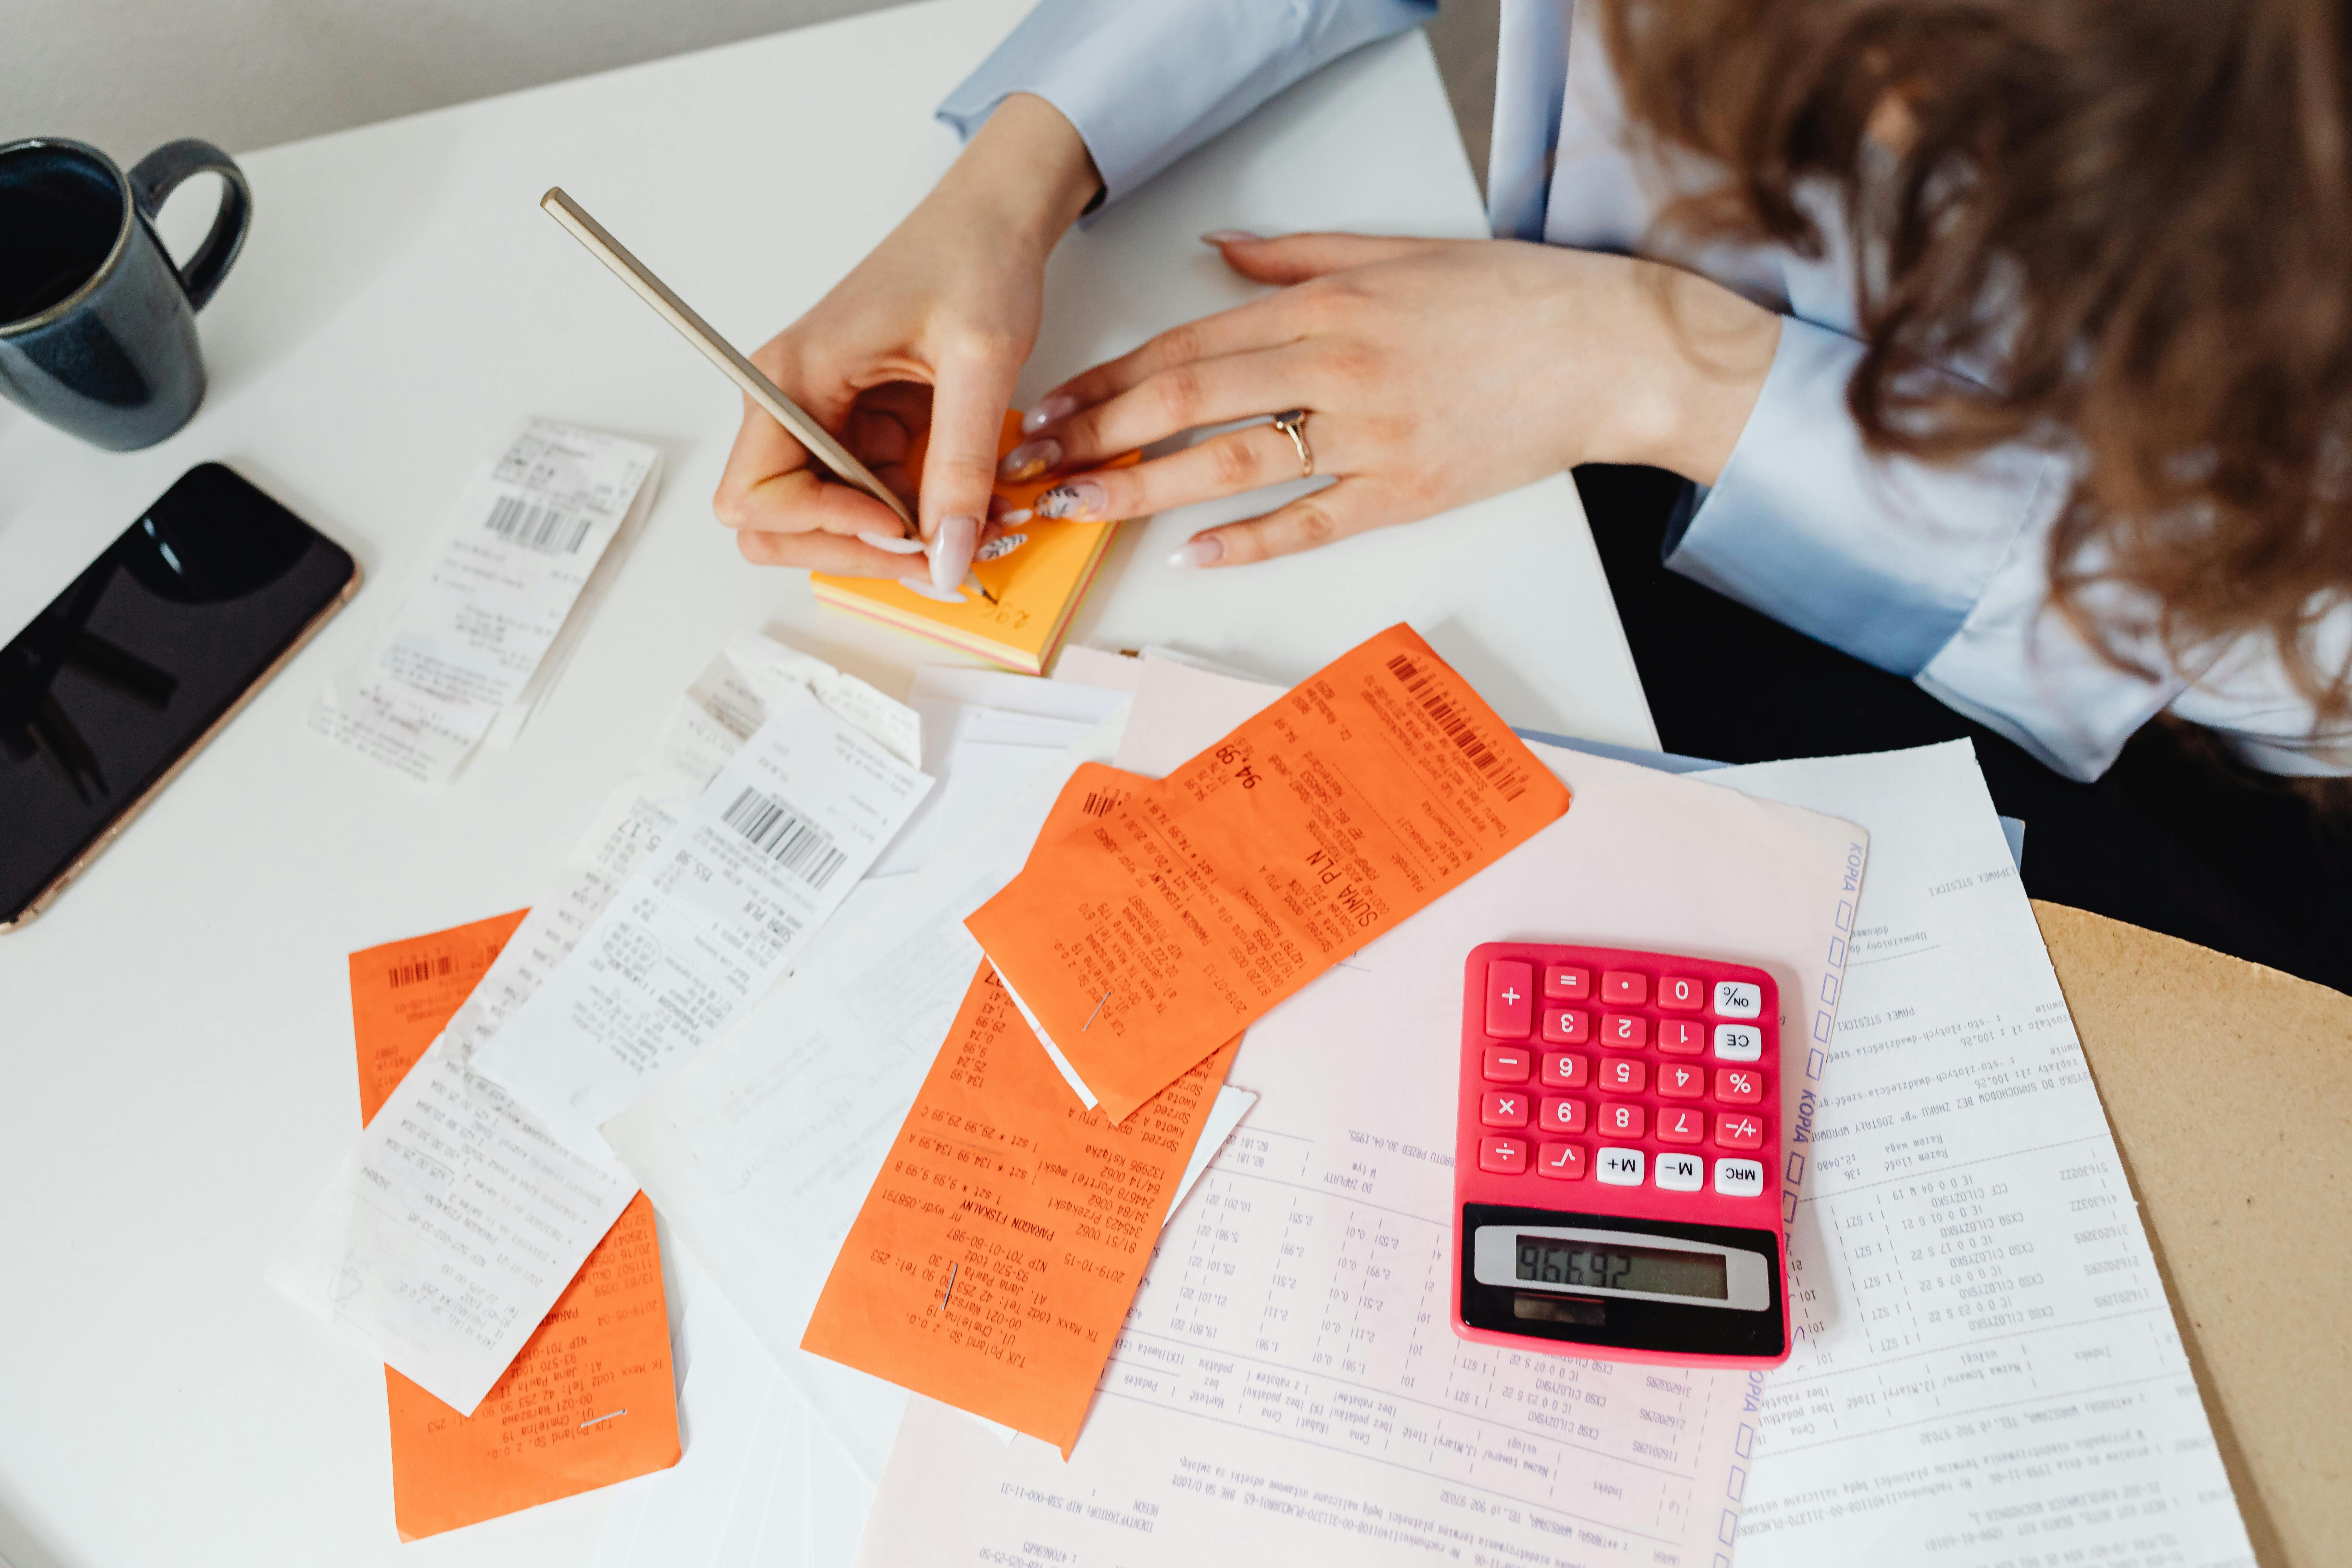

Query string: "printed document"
[[309, 420, 659, 782], [475, 681, 932, 1155], [1708, 744, 2253, 1566]]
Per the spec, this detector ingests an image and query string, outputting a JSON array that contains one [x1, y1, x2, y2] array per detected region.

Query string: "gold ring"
[[1270, 408, 1313, 478]]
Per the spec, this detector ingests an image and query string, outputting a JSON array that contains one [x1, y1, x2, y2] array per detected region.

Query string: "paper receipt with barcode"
[[473, 681, 933, 1155], [308, 420, 660, 782]]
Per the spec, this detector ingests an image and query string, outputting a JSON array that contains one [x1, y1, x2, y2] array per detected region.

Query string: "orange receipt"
[[801, 962, 1239, 1455], [348, 913, 680, 1540], [966, 622, 1571, 1122]]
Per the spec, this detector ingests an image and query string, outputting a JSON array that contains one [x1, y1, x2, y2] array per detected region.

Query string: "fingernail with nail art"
[[1036, 480, 1106, 520], [1166, 535, 1225, 568], [999, 438, 1062, 481], [929, 513, 979, 592], [1200, 229, 1262, 245], [897, 575, 966, 603], [1021, 394, 1077, 434], [858, 530, 927, 555]]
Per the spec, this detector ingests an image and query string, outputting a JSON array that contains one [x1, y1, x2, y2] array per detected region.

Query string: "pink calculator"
[[1450, 943, 1790, 1367]]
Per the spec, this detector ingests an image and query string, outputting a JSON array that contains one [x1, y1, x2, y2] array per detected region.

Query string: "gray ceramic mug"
[[0, 138, 252, 450]]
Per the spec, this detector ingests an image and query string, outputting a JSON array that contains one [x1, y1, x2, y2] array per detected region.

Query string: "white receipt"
[[267, 632, 913, 1415], [1701, 743, 2253, 1565], [474, 681, 932, 1156], [308, 420, 660, 782]]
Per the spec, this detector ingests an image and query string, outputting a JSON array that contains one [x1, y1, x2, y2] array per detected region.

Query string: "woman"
[[710, 0, 2352, 784]]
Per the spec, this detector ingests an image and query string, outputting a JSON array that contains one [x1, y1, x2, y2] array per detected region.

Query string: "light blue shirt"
[[940, 0, 2352, 780]]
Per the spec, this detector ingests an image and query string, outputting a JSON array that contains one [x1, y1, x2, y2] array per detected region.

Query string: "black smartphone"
[[1, 463, 360, 931]]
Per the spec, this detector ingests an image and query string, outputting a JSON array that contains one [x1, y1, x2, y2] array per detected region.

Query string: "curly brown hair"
[[1596, 0, 2352, 736]]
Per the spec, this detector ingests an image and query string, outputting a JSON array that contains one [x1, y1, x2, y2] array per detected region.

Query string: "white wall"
[[0, 0, 904, 158], [3, 0, 1496, 182]]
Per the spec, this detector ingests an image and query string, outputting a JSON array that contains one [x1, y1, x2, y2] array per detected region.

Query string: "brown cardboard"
[[2033, 902, 2351, 1568]]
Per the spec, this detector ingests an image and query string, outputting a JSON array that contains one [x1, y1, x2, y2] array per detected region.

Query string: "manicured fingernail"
[[1166, 535, 1225, 568], [999, 438, 1062, 481], [1022, 395, 1077, 434], [858, 530, 926, 555], [998, 508, 1032, 524], [929, 513, 979, 592], [1201, 229, 1262, 245], [897, 574, 966, 603], [1036, 481, 1107, 520]]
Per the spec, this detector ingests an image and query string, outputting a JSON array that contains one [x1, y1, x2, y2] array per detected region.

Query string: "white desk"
[[0, 5, 1653, 1563]]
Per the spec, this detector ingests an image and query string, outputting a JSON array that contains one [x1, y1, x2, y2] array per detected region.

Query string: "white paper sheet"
[[1698, 743, 2253, 1566], [308, 420, 660, 782], [475, 683, 933, 1156], [906, 664, 1133, 724], [848, 732, 1866, 1568], [268, 633, 914, 1413]]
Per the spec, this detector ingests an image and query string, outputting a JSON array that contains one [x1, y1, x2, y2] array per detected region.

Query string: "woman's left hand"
[[1001, 232, 1781, 567]]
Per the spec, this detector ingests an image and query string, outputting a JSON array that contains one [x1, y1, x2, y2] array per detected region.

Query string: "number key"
[[1657, 1106, 1707, 1145], [1599, 1057, 1646, 1095], [1657, 1062, 1705, 1099], [1658, 1018, 1706, 1055], [1540, 1051, 1588, 1089], [1601, 1013, 1647, 1050], [1542, 1008, 1590, 1045], [1600, 1102, 1646, 1140], [1538, 1096, 1587, 1134], [1715, 1067, 1763, 1104], [1659, 975, 1705, 1011]]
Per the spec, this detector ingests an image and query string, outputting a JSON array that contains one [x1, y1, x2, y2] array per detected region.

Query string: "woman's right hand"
[[712, 93, 1101, 598]]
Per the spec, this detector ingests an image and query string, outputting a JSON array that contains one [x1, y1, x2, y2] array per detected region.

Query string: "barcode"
[[483, 493, 592, 554], [1385, 652, 1527, 802], [1081, 788, 1127, 817], [386, 940, 501, 989], [720, 786, 847, 889]]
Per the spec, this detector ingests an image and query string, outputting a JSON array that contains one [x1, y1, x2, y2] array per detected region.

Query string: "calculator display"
[[1514, 1238, 1727, 1300]]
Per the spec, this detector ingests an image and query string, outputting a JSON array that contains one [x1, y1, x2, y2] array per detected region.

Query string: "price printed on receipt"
[[1450, 943, 1790, 1366]]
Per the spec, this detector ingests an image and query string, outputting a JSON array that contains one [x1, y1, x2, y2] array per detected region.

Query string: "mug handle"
[[126, 139, 253, 312]]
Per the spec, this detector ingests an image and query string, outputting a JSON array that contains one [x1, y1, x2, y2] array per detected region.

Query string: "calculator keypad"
[[1466, 946, 1776, 1212]]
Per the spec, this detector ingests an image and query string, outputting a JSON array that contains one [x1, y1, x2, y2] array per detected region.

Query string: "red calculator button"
[[1600, 1102, 1646, 1140], [1600, 971, 1647, 1006], [1485, 961, 1534, 1038], [1658, 975, 1706, 1011], [1715, 1068, 1764, 1104], [1479, 1138, 1528, 1175], [1657, 1062, 1705, 1099], [1536, 1142, 1586, 1180], [1481, 1047, 1531, 1083], [1658, 1019, 1705, 1055], [1715, 1112, 1765, 1150], [1601, 1013, 1647, 1051], [1544, 965, 1590, 1001], [1480, 1091, 1530, 1128], [1657, 1106, 1707, 1145], [1542, 1008, 1590, 1045], [1538, 1096, 1587, 1134], [1599, 1057, 1646, 1095], [1540, 1052, 1589, 1089]]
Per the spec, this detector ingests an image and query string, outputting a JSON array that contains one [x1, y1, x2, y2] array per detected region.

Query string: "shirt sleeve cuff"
[[937, 0, 1434, 206], [1664, 316, 2065, 677]]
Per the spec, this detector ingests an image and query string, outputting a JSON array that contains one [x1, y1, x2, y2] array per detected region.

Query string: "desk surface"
[[0, 5, 1653, 1563]]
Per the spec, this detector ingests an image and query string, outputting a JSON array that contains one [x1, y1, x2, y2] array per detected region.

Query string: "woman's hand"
[[712, 94, 1100, 597], [1001, 232, 1782, 567]]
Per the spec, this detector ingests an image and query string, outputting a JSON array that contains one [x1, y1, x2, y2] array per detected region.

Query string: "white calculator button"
[[1713, 981, 1761, 1018], [1654, 1153, 1703, 1192], [1596, 1147, 1645, 1187], [1713, 1023, 1763, 1062], [1714, 1158, 1765, 1197]]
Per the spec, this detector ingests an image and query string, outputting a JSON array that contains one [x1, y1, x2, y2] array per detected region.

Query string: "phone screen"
[[1, 464, 357, 927]]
